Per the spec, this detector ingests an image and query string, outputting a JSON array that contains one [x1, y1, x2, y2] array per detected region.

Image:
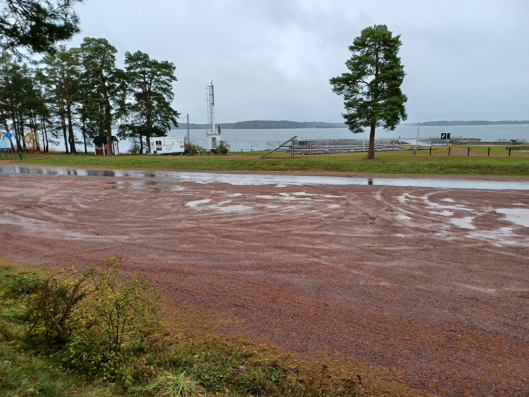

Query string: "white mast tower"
[[206, 81, 220, 150]]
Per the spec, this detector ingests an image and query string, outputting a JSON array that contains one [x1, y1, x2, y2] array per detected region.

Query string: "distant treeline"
[[174, 120, 345, 129], [175, 119, 529, 129], [418, 120, 529, 126]]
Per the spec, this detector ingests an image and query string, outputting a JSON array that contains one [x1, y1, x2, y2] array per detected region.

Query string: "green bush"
[[63, 257, 161, 380], [23, 266, 92, 347], [184, 142, 203, 154], [217, 140, 230, 154], [16, 257, 162, 381]]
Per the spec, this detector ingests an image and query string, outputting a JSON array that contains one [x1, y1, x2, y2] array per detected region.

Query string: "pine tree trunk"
[[7, 98, 21, 151], [367, 125, 376, 159], [368, 46, 379, 160], [82, 115, 87, 154], [40, 119, 45, 151], [20, 117, 26, 152], [81, 102, 87, 154], [41, 118, 49, 152], [34, 130, 40, 152], [105, 106, 113, 155], [60, 108, 69, 153], [31, 112, 40, 152], [139, 130, 143, 154], [66, 104, 76, 154], [13, 121, 21, 152], [146, 108, 151, 154]]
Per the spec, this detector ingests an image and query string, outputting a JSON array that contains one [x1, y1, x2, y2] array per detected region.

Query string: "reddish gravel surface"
[[1, 172, 528, 396]]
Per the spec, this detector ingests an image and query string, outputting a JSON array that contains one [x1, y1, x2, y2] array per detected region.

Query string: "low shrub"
[[10, 257, 162, 381], [62, 257, 161, 380], [184, 142, 203, 154], [217, 140, 230, 154], [24, 266, 92, 347]]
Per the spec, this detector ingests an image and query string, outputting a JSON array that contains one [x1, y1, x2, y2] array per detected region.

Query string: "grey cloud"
[[67, 0, 528, 123]]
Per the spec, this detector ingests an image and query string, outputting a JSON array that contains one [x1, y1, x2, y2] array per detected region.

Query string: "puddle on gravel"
[[186, 199, 212, 207], [496, 208, 529, 227], [2, 165, 529, 190], [450, 217, 476, 230], [430, 210, 454, 216], [214, 204, 253, 212], [397, 214, 412, 221], [466, 227, 519, 246]]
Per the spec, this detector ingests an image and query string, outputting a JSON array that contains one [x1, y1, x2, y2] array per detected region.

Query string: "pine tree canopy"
[[0, 0, 83, 59]]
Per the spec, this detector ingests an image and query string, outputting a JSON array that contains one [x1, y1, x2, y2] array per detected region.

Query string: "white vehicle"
[[150, 136, 185, 155]]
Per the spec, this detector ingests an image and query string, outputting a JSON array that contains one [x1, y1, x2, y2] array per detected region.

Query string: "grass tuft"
[[138, 371, 205, 396]]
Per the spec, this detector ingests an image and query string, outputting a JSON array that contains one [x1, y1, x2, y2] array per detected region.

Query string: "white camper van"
[[150, 137, 185, 155]]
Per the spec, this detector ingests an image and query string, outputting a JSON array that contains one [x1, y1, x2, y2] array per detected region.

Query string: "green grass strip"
[[17, 151, 529, 176]]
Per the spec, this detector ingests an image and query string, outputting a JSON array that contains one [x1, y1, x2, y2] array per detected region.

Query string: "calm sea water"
[[169, 124, 529, 152], [49, 124, 529, 153]]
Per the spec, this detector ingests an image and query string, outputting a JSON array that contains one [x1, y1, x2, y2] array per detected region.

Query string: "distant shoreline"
[[173, 119, 529, 129], [174, 120, 346, 130], [410, 121, 529, 126]]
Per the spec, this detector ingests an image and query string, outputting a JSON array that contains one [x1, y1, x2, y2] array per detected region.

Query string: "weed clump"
[[137, 371, 205, 396], [1, 272, 39, 299]]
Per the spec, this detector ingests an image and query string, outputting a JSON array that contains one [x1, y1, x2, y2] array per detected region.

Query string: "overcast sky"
[[68, 0, 528, 124]]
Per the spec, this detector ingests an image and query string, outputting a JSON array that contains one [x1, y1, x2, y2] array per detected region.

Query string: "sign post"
[[0, 132, 14, 160]]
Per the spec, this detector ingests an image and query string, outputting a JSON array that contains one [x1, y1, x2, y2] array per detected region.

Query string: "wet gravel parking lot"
[[0, 166, 528, 396]]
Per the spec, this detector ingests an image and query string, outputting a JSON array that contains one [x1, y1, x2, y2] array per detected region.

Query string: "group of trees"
[[0, 38, 179, 154], [0, 1, 179, 155], [0, 2, 408, 160]]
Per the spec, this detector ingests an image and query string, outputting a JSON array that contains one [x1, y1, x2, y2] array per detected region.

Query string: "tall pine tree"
[[330, 25, 407, 159]]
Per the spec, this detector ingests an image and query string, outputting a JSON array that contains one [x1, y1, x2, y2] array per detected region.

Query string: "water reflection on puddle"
[[1, 165, 529, 190]]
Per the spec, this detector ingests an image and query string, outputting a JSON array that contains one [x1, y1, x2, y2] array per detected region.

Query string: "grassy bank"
[[12, 149, 529, 176], [0, 257, 428, 397]]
